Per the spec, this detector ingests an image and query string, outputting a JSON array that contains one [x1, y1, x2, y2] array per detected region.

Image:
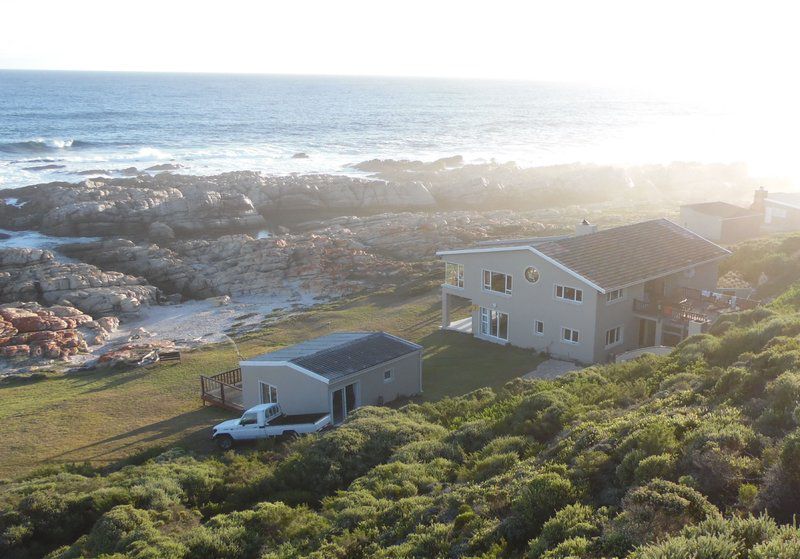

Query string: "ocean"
[[0, 70, 786, 190]]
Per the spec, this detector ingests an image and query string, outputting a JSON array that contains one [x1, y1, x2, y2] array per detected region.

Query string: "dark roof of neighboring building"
[[249, 332, 421, 381], [534, 219, 731, 291], [681, 201, 761, 219]]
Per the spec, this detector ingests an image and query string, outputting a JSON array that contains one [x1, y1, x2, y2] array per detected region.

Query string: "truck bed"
[[270, 413, 329, 426]]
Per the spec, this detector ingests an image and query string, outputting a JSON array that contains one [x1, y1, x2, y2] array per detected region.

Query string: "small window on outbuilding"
[[260, 382, 278, 404], [383, 369, 394, 383]]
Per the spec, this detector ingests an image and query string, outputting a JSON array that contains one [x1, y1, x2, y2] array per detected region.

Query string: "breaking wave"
[[0, 138, 92, 154]]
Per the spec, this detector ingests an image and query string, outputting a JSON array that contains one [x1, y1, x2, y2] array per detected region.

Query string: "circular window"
[[524, 267, 540, 283]]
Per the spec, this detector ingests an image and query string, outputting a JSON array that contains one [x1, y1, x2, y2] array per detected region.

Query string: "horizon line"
[[0, 67, 612, 87]]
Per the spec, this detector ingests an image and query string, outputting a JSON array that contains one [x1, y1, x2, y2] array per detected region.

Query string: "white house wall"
[[241, 363, 329, 413], [442, 250, 598, 363], [680, 207, 724, 242]]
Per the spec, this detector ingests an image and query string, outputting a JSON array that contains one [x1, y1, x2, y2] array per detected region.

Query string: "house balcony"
[[632, 299, 711, 325]]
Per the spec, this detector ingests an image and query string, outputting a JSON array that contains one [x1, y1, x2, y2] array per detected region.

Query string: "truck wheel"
[[216, 435, 233, 450], [280, 430, 299, 442]]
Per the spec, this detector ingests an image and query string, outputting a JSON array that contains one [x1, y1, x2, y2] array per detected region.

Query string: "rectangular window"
[[606, 289, 624, 304], [445, 262, 464, 288], [480, 307, 509, 340], [383, 369, 394, 383], [260, 382, 278, 404], [561, 327, 580, 344], [605, 326, 623, 347], [534, 320, 544, 336], [555, 284, 583, 303], [483, 270, 512, 295]]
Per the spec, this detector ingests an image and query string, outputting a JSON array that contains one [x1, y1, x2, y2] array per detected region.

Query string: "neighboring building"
[[753, 188, 800, 232], [437, 219, 732, 364], [679, 201, 762, 243], [239, 332, 422, 424]]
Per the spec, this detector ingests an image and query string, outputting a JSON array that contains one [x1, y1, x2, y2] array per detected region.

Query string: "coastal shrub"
[[266, 407, 446, 502], [607, 479, 720, 551], [184, 502, 329, 559], [526, 504, 605, 559], [757, 371, 800, 434], [503, 471, 578, 546], [447, 419, 499, 453], [628, 534, 742, 559], [511, 390, 575, 442], [633, 453, 676, 484], [539, 536, 593, 559]]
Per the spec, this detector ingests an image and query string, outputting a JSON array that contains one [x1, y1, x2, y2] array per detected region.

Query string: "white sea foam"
[[135, 147, 172, 160]]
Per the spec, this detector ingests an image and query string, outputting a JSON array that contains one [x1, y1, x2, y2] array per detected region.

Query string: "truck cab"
[[212, 403, 331, 449]]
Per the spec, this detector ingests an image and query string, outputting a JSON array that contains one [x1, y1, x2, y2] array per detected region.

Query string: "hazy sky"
[[1, 1, 797, 90]]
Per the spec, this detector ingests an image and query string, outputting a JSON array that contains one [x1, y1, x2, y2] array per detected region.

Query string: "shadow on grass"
[[419, 330, 544, 400], [42, 406, 236, 467]]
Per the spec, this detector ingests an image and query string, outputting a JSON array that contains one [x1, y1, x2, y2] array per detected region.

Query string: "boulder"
[[149, 222, 175, 241], [145, 163, 182, 171], [0, 303, 96, 361]]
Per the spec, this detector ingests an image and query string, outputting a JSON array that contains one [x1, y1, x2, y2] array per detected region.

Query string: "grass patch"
[[0, 287, 543, 478]]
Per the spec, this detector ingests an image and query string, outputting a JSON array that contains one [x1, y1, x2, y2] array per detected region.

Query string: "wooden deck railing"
[[200, 367, 243, 411], [633, 299, 710, 324]]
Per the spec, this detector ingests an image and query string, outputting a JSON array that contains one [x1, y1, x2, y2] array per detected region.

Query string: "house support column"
[[654, 319, 664, 346], [441, 291, 451, 329]]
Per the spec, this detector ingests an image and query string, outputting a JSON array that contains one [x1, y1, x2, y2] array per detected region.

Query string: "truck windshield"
[[240, 412, 258, 425]]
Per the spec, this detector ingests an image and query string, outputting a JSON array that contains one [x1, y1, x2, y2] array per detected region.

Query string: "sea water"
[[0, 70, 790, 190]]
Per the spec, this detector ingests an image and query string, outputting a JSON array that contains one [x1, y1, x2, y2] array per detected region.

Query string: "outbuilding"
[[239, 332, 422, 424], [679, 202, 762, 243]]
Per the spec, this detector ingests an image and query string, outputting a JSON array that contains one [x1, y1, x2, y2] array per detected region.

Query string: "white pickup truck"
[[212, 403, 331, 449]]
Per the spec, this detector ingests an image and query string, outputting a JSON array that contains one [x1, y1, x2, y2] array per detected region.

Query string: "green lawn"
[[0, 287, 543, 478]]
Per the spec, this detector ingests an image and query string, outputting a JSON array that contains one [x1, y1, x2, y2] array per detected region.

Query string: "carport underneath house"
[[238, 332, 423, 424]]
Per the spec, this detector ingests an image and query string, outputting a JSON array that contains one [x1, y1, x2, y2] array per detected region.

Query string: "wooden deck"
[[200, 367, 244, 411]]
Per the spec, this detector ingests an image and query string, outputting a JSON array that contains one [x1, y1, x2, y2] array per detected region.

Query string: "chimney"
[[752, 187, 768, 213], [575, 219, 598, 236]]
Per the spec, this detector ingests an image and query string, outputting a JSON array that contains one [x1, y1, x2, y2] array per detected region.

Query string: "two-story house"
[[437, 219, 732, 364]]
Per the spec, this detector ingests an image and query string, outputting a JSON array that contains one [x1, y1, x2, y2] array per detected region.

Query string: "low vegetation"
[[2, 235, 800, 558]]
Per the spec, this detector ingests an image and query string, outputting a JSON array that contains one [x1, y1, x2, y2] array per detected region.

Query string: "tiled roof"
[[534, 219, 730, 291], [250, 332, 421, 381], [681, 201, 760, 218]]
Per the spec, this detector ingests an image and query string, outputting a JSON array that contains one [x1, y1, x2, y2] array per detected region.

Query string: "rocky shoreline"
[[0, 158, 766, 372]]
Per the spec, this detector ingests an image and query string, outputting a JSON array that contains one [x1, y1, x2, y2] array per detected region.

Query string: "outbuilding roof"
[[247, 332, 422, 382], [681, 201, 761, 219], [534, 219, 730, 291]]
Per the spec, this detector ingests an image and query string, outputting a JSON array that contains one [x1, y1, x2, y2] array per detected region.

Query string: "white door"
[[236, 410, 262, 440]]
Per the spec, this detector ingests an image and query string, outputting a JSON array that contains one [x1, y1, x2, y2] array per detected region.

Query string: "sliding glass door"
[[479, 307, 509, 341]]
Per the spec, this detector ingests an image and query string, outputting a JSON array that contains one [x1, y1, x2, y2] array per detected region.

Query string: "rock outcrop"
[[0, 247, 159, 315], [60, 233, 414, 300], [1, 179, 267, 237], [0, 161, 756, 242], [0, 172, 435, 238], [0, 303, 119, 360]]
